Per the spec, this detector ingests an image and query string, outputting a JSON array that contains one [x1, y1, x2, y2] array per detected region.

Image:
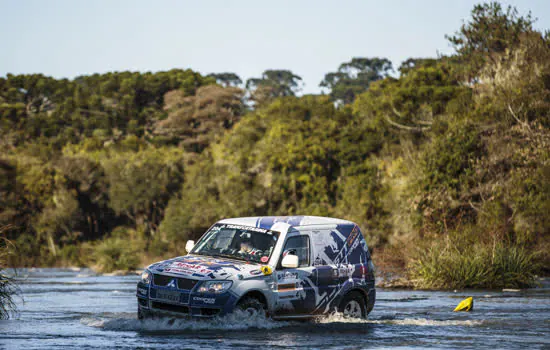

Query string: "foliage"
[[208, 72, 243, 87], [321, 57, 392, 104], [246, 70, 303, 105], [0, 69, 214, 148], [0, 2, 548, 287], [160, 95, 388, 242], [353, 59, 471, 133], [412, 120, 482, 232], [100, 147, 185, 232], [446, 1, 535, 82], [410, 229, 541, 289], [0, 230, 19, 319], [154, 85, 245, 152], [91, 227, 145, 273]]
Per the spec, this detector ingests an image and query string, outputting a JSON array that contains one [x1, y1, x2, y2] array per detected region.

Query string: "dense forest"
[[1, 2, 548, 289]]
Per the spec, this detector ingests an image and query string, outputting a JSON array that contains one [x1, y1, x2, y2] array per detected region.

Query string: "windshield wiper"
[[209, 253, 248, 262], [191, 251, 202, 255]]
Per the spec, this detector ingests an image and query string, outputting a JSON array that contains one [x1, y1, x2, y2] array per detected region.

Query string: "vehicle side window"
[[282, 236, 310, 268]]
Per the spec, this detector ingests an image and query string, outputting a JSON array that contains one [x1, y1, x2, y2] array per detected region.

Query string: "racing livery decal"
[[274, 224, 371, 315], [149, 256, 243, 279], [137, 216, 375, 319]]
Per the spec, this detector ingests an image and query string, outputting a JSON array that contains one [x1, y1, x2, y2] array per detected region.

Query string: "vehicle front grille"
[[152, 274, 173, 286], [152, 274, 199, 290], [177, 278, 199, 290], [151, 301, 189, 314]]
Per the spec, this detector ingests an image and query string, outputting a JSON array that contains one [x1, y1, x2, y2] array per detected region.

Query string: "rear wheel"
[[338, 291, 366, 319], [237, 297, 267, 317]]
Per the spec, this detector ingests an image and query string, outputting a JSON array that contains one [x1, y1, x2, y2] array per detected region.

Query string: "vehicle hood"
[[147, 255, 266, 280]]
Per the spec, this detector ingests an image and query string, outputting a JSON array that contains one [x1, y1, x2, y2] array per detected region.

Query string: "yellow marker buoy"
[[261, 265, 273, 276], [454, 297, 473, 312]]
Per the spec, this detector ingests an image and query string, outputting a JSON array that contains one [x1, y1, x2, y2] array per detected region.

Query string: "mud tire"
[[338, 291, 367, 319], [237, 297, 267, 317]]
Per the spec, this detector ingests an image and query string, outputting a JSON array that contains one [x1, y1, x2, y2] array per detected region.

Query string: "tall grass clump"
[[91, 226, 146, 273], [0, 229, 19, 319], [410, 229, 541, 289]]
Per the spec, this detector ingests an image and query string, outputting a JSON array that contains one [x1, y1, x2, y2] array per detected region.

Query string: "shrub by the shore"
[[91, 227, 145, 273], [410, 230, 541, 289], [0, 234, 18, 319]]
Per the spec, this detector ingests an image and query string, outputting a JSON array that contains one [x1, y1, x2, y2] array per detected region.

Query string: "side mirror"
[[281, 254, 299, 268], [185, 240, 195, 253]]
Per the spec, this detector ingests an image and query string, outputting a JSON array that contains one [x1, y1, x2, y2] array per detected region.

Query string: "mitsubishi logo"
[[167, 279, 177, 288]]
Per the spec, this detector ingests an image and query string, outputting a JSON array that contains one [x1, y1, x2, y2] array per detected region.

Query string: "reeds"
[[410, 237, 540, 289], [0, 229, 19, 319]]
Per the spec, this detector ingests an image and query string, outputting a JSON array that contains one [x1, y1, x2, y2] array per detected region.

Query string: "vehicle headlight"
[[197, 280, 232, 294], [141, 270, 152, 284]]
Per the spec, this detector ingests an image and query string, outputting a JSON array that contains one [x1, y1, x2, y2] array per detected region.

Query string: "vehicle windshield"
[[191, 224, 279, 264]]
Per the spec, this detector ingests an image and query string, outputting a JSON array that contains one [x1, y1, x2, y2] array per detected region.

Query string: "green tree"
[[101, 147, 185, 233], [246, 70, 303, 105], [154, 85, 245, 152], [208, 72, 243, 87], [353, 59, 470, 133], [446, 2, 535, 81], [320, 57, 392, 104]]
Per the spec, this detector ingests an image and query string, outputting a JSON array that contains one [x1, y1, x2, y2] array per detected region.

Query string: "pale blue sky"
[[1, 0, 549, 94]]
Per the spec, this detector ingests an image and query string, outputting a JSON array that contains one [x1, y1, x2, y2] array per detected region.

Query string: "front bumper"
[[136, 281, 239, 318]]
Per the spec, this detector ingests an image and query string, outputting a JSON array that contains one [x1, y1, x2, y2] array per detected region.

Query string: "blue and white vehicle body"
[[137, 216, 376, 319]]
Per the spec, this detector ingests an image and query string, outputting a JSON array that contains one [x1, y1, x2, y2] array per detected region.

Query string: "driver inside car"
[[240, 240, 253, 254], [239, 234, 263, 256]]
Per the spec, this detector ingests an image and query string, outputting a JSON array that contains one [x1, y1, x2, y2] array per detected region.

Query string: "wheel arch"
[[341, 287, 369, 308], [237, 289, 269, 308], [338, 288, 369, 318]]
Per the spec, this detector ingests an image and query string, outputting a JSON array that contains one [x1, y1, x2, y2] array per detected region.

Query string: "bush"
[[0, 271, 18, 319], [0, 235, 19, 319], [91, 227, 146, 273], [412, 120, 483, 232], [410, 230, 541, 289]]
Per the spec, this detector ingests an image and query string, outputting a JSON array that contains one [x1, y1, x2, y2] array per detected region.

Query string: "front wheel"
[[236, 297, 267, 317], [338, 291, 367, 319]]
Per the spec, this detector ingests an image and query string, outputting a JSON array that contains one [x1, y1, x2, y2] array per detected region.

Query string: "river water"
[[1, 268, 548, 349]]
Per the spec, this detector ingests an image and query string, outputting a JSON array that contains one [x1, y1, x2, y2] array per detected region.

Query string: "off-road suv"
[[136, 216, 375, 319]]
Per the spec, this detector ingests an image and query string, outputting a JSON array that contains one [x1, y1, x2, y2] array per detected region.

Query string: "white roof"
[[217, 216, 354, 229]]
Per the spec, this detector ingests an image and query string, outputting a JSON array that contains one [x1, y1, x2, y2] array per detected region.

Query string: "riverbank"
[[5, 263, 547, 292]]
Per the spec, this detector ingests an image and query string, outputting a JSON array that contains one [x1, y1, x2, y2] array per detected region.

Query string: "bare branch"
[[383, 114, 430, 132], [468, 200, 480, 212], [416, 120, 434, 126], [75, 108, 110, 116], [391, 104, 404, 118], [507, 104, 532, 132], [390, 101, 433, 128]]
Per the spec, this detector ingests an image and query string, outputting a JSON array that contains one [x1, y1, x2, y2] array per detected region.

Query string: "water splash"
[[81, 310, 482, 334], [318, 313, 483, 327], [81, 310, 293, 332]]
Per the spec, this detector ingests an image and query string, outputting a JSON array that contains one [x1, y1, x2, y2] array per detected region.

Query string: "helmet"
[[240, 232, 252, 243]]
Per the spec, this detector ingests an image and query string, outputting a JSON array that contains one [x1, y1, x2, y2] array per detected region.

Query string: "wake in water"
[[81, 310, 293, 332], [317, 313, 483, 327], [81, 310, 482, 333]]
